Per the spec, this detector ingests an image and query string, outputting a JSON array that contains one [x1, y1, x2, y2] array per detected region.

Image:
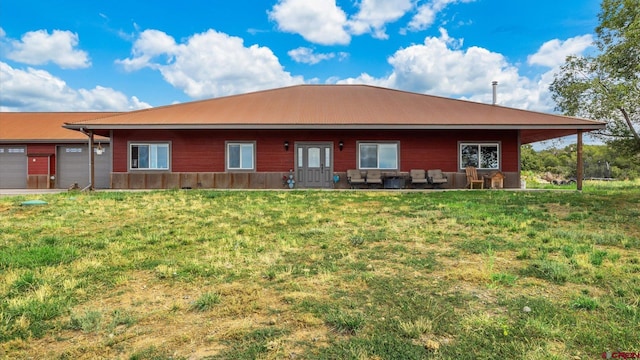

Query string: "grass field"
[[1, 181, 639, 359]]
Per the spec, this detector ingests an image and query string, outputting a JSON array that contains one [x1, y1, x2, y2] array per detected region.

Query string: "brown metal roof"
[[0, 112, 118, 142], [62, 85, 605, 144]]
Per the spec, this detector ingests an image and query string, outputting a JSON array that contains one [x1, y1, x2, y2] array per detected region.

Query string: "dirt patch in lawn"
[[6, 271, 331, 359]]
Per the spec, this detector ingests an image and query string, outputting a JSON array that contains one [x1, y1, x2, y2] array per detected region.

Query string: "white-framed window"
[[460, 142, 500, 169], [226, 142, 255, 171], [130, 143, 170, 170], [358, 142, 399, 170]]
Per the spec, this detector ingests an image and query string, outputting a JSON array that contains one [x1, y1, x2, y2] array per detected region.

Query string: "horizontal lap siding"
[[112, 129, 519, 173], [27, 144, 55, 175], [28, 157, 49, 175]]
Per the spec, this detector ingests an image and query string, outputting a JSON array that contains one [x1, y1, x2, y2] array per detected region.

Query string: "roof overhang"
[[63, 123, 605, 131], [63, 123, 605, 144], [0, 138, 109, 144], [520, 129, 598, 144], [60, 85, 607, 144]]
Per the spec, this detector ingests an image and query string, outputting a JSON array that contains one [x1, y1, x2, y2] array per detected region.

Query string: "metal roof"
[[0, 112, 118, 142], [61, 85, 606, 144]]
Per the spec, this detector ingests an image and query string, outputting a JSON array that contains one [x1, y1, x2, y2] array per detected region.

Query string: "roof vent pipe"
[[492, 81, 498, 105]]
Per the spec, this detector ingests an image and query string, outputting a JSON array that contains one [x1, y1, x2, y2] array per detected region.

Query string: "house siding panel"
[[111, 129, 521, 172], [26, 144, 55, 175], [28, 156, 50, 175], [111, 129, 519, 188]]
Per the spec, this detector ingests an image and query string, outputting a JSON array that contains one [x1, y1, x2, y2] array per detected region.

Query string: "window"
[[130, 143, 170, 170], [358, 142, 398, 170], [460, 143, 499, 169], [227, 142, 255, 171]]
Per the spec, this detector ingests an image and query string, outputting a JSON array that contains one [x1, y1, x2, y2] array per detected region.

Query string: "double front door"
[[296, 142, 333, 188]]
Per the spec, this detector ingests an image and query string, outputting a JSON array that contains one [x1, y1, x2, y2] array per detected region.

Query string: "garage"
[[57, 144, 111, 189], [0, 146, 27, 188]]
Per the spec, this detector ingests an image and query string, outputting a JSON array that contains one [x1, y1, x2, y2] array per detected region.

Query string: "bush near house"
[[521, 144, 640, 181], [1, 182, 639, 359]]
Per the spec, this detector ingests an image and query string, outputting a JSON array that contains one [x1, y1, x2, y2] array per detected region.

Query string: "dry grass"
[[1, 182, 639, 359]]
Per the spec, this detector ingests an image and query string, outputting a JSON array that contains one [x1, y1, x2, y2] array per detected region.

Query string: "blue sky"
[[1, 0, 600, 117]]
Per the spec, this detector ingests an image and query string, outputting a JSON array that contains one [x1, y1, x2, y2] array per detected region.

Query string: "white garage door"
[[57, 145, 111, 189], [0, 146, 27, 189]]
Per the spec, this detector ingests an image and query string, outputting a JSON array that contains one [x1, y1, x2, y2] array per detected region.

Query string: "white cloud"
[[5, 29, 91, 69], [406, 0, 475, 33], [336, 29, 558, 111], [348, 0, 413, 39], [269, 0, 475, 44], [268, 0, 351, 45], [527, 34, 594, 68], [0, 61, 151, 111], [117, 29, 304, 98], [288, 47, 348, 64], [334, 72, 392, 88], [388, 29, 514, 96], [117, 29, 178, 71]]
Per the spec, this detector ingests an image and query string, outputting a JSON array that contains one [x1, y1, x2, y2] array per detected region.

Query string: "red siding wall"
[[112, 129, 519, 173], [26, 144, 56, 175]]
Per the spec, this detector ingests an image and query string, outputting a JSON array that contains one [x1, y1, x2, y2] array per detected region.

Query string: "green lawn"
[[1, 182, 639, 359]]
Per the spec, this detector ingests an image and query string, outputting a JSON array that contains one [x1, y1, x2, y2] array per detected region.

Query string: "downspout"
[[47, 154, 52, 189], [78, 127, 94, 191]]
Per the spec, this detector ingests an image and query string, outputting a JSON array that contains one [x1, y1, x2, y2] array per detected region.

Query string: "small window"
[[358, 142, 398, 170], [227, 142, 255, 171], [460, 143, 499, 169], [130, 143, 170, 170]]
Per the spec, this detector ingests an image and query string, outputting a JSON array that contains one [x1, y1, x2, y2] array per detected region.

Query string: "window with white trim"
[[226, 142, 255, 171], [358, 142, 398, 170], [130, 143, 170, 170], [460, 143, 500, 169]]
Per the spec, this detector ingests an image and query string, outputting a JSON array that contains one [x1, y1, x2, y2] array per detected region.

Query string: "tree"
[[550, 0, 640, 153], [520, 144, 543, 172]]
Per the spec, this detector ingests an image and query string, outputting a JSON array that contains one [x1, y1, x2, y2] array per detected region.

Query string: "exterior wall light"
[[338, 140, 344, 151], [96, 142, 104, 155], [284, 140, 289, 151]]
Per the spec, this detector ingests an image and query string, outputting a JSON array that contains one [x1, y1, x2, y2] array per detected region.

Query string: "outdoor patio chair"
[[366, 170, 383, 187], [410, 169, 428, 188], [465, 166, 484, 189], [347, 169, 366, 188], [427, 169, 448, 188]]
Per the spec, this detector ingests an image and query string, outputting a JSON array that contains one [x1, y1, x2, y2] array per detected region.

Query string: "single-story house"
[[0, 112, 118, 189], [61, 85, 605, 190]]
